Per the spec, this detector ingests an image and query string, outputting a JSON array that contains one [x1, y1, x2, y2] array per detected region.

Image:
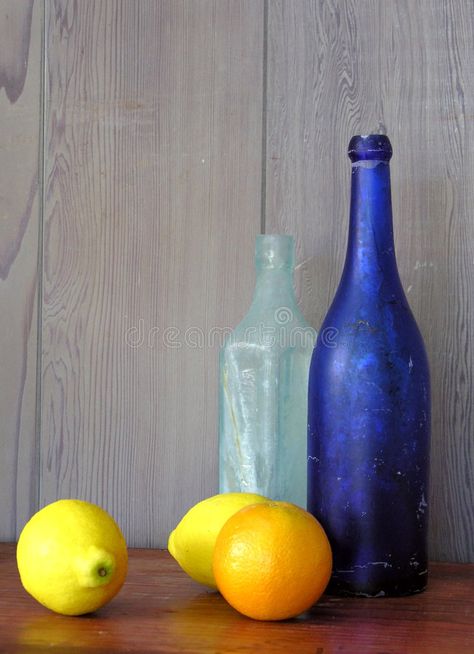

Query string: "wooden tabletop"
[[0, 543, 473, 654]]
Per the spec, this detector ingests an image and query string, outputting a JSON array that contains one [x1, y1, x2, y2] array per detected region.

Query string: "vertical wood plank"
[[266, 0, 474, 561], [42, 0, 263, 546], [0, 0, 42, 539]]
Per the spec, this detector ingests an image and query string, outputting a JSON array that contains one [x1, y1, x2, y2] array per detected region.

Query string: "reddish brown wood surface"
[[0, 544, 473, 653]]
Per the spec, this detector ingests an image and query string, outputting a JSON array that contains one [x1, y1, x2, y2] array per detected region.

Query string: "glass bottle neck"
[[342, 160, 400, 286], [251, 267, 297, 307]]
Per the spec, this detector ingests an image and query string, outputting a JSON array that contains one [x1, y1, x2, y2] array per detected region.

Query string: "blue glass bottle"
[[219, 235, 316, 507], [308, 135, 430, 596]]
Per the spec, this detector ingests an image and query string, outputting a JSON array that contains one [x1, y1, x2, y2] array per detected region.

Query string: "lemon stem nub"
[[74, 546, 116, 587]]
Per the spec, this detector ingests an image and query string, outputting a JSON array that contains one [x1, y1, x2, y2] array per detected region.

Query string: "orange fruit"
[[212, 501, 332, 621]]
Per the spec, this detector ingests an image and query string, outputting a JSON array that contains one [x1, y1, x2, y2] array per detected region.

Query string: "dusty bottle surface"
[[308, 135, 431, 596], [219, 235, 316, 508]]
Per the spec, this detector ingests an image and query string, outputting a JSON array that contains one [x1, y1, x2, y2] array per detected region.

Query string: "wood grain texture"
[[2, 0, 472, 562], [266, 0, 474, 562], [0, 0, 41, 539], [41, 0, 263, 546], [1, 544, 473, 653]]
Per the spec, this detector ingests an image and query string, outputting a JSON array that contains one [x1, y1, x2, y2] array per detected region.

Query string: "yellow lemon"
[[168, 492, 269, 588], [17, 499, 128, 615]]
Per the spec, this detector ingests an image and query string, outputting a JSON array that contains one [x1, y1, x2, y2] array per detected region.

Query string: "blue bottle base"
[[326, 568, 428, 597]]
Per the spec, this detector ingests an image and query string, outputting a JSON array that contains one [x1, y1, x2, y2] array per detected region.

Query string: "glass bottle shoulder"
[[222, 302, 316, 352]]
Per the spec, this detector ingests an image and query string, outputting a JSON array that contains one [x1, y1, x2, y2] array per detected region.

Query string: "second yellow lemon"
[[168, 492, 269, 588]]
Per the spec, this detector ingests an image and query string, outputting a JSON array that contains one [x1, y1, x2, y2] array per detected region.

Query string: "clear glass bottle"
[[219, 235, 316, 508], [308, 134, 431, 596]]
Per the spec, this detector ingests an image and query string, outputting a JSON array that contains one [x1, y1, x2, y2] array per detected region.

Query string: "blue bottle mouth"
[[348, 134, 392, 162]]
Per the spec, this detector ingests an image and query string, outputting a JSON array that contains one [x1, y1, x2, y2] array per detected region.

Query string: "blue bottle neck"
[[342, 160, 401, 289]]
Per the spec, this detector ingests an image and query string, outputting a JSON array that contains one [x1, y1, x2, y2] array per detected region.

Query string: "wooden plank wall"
[[40, 0, 263, 547], [0, 0, 42, 539], [0, 0, 472, 561], [266, 0, 474, 563]]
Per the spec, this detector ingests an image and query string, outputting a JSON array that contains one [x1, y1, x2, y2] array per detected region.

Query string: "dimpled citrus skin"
[[168, 493, 269, 589], [16, 499, 128, 615], [212, 501, 333, 621]]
